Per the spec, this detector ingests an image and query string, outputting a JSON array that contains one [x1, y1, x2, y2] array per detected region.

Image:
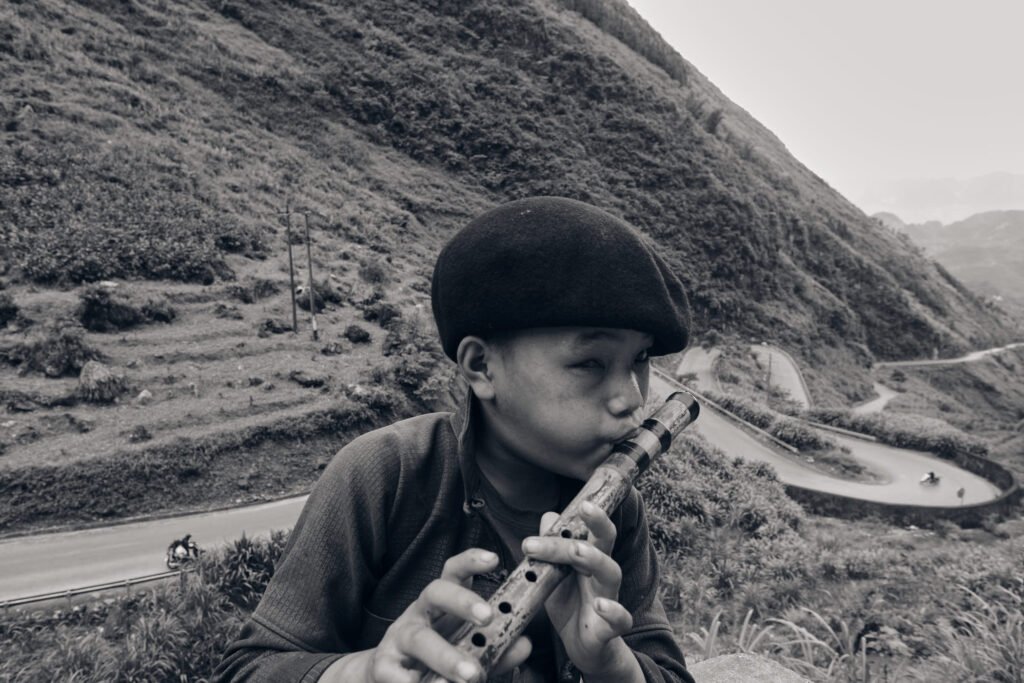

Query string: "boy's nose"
[[607, 370, 644, 417]]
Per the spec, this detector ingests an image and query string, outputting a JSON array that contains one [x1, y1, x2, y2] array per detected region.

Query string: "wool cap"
[[431, 196, 690, 361]]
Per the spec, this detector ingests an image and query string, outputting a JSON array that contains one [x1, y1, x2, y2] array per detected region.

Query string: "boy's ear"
[[456, 336, 496, 401]]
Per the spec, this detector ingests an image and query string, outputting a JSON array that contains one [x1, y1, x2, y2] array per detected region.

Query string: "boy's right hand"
[[323, 548, 531, 683]]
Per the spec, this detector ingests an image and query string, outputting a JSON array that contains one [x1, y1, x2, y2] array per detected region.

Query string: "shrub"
[[76, 286, 176, 331], [363, 300, 401, 329], [76, 286, 145, 332], [806, 408, 989, 459], [344, 324, 372, 344], [141, 298, 176, 324], [357, 259, 389, 285], [4, 323, 101, 377], [0, 292, 17, 326], [228, 278, 281, 304]]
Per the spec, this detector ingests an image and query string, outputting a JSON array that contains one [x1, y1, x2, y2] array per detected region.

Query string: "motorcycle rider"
[[169, 533, 197, 559]]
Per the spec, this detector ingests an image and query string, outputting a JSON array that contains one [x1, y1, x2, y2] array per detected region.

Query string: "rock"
[[78, 361, 128, 404], [7, 399, 37, 413], [248, 376, 265, 387], [135, 389, 153, 405], [289, 370, 329, 388], [320, 342, 344, 356], [688, 654, 810, 683], [257, 318, 291, 337]]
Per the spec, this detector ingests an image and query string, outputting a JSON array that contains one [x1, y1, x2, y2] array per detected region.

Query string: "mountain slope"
[[3, 0, 1014, 365], [899, 211, 1024, 304]]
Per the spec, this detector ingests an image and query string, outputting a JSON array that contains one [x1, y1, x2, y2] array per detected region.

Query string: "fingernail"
[[457, 661, 478, 681], [472, 602, 491, 624], [582, 501, 597, 514], [523, 538, 540, 553], [575, 541, 588, 556], [478, 550, 497, 563]]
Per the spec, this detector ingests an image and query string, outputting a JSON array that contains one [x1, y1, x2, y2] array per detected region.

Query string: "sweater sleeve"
[[615, 489, 696, 683], [214, 429, 402, 683]]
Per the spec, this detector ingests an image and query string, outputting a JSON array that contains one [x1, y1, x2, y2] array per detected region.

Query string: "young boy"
[[215, 197, 696, 683]]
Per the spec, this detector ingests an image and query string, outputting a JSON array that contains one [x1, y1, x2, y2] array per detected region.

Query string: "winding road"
[[0, 344, 1013, 604], [672, 348, 1000, 504]]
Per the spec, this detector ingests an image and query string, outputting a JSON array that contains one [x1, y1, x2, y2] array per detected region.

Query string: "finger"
[[440, 548, 500, 588], [580, 500, 617, 553], [539, 511, 559, 536], [417, 579, 494, 627], [395, 623, 484, 683], [593, 596, 634, 637], [492, 636, 533, 675], [521, 537, 622, 589]]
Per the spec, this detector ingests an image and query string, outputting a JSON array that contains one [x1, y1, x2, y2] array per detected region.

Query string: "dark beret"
[[431, 196, 691, 361]]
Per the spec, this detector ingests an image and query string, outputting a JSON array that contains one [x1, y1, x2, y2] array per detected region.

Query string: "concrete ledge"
[[689, 653, 810, 682]]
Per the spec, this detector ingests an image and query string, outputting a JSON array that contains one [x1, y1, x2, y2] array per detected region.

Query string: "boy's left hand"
[[521, 501, 634, 676]]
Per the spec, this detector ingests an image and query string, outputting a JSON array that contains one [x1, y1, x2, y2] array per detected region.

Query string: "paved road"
[[670, 349, 1000, 504], [852, 382, 900, 415], [875, 342, 1023, 368], [748, 344, 811, 410], [0, 497, 307, 603]]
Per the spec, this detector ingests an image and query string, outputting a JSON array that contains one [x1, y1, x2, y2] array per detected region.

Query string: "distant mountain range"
[[859, 172, 1024, 224], [877, 210, 1024, 305]]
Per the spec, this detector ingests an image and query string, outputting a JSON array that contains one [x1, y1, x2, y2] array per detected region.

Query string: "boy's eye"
[[635, 349, 650, 364], [572, 359, 604, 370]]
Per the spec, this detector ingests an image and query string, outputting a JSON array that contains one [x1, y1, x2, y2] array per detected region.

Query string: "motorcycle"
[[165, 537, 203, 570], [919, 472, 940, 486]]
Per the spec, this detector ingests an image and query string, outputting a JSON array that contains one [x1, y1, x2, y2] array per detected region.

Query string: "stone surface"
[[688, 653, 810, 683]]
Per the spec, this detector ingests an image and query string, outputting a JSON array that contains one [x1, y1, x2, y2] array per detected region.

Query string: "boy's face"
[[481, 326, 653, 482]]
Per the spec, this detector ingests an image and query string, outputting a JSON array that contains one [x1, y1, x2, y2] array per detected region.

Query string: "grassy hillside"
[[0, 0, 1019, 533]]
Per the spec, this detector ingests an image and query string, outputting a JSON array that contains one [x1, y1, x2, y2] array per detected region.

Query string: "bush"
[[362, 300, 401, 329], [0, 292, 17, 326], [76, 286, 176, 332], [357, 259, 389, 285], [806, 408, 989, 459], [344, 324, 371, 344], [4, 323, 102, 377], [228, 278, 281, 304]]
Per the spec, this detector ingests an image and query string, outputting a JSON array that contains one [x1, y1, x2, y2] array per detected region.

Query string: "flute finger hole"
[[525, 570, 537, 582], [471, 633, 487, 647], [498, 601, 512, 613], [560, 529, 572, 538]]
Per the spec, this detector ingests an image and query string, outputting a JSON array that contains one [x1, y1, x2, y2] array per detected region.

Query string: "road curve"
[[667, 349, 1000, 504], [747, 344, 811, 409]]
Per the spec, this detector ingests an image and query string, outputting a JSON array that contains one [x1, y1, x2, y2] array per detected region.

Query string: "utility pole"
[[303, 211, 318, 341], [281, 201, 299, 334]]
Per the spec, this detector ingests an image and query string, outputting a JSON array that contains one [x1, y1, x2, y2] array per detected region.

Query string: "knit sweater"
[[214, 397, 695, 683]]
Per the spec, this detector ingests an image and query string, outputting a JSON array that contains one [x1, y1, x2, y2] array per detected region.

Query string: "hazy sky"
[[627, 0, 1024, 213]]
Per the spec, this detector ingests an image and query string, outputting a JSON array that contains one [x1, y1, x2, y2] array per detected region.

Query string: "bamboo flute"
[[422, 390, 700, 682]]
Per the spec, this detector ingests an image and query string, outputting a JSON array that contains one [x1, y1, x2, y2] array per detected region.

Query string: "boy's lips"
[[612, 426, 642, 444]]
